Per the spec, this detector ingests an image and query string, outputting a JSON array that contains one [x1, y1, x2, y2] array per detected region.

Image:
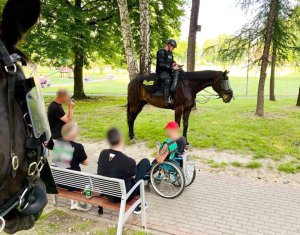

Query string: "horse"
[[127, 70, 234, 142], [0, 0, 56, 233]]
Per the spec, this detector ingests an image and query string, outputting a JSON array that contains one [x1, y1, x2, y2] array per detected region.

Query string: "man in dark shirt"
[[47, 88, 75, 140], [156, 39, 179, 107], [97, 128, 150, 214]]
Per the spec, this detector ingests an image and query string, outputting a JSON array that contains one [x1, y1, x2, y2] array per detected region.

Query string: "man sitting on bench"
[[52, 122, 92, 211], [97, 128, 150, 214]]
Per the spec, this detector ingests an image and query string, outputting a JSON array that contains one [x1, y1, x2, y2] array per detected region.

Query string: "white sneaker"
[[73, 201, 92, 211]]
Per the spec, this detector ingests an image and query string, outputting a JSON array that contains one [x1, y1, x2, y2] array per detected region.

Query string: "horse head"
[[212, 70, 234, 103], [0, 0, 50, 234]]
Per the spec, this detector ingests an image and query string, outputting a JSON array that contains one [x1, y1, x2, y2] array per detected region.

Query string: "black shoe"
[[134, 203, 149, 215]]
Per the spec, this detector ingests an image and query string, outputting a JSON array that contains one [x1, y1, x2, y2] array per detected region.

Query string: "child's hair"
[[106, 128, 121, 146]]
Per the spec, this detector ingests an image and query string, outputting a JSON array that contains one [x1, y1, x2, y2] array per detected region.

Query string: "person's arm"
[[128, 159, 137, 179], [76, 143, 89, 166], [156, 143, 169, 163], [60, 100, 75, 123]]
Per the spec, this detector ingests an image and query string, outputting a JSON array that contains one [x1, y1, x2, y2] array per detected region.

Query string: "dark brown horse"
[[127, 70, 233, 142], [0, 0, 51, 233]]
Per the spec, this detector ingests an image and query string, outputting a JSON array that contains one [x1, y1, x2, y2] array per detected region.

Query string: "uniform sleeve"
[[157, 49, 172, 70]]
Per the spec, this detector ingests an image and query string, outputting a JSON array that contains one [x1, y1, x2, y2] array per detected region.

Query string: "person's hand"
[[173, 64, 179, 70], [69, 99, 75, 110]]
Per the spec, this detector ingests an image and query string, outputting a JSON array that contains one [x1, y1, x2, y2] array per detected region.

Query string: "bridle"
[[0, 39, 49, 232], [179, 70, 233, 104]]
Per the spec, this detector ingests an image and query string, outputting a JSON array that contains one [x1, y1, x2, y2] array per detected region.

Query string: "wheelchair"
[[148, 153, 196, 198]]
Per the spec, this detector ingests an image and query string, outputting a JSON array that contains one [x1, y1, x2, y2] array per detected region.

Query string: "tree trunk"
[[297, 86, 300, 106], [269, 43, 277, 101], [255, 0, 277, 116], [117, 0, 139, 80], [187, 0, 200, 72], [73, 49, 86, 99], [139, 0, 151, 75], [72, 0, 86, 99]]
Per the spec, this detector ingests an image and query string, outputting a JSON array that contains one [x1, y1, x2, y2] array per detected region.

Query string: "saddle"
[[142, 73, 163, 96]]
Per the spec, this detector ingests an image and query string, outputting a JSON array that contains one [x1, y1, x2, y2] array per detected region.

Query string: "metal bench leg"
[[140, 181, 147, 230], [116, 199, 126, 235], [98, 206, 103, 215], [53, 195, 57, 206]]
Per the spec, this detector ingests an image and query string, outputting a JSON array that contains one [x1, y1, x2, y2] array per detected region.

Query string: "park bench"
[[50, 166, 147, 235]]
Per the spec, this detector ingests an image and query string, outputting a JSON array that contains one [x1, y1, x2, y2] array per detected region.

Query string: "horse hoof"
[[130, 139, 138, 144]]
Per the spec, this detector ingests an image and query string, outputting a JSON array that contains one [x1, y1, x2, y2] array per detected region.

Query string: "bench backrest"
[[50, 166, 127, 198]]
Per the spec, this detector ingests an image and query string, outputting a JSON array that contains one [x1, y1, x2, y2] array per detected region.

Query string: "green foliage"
[[128, 0, 187, 63], [205, 0, 300, 66], [201, 34, 235, 66], [21, 0, 124, 68], [20, 0, 186, 69]]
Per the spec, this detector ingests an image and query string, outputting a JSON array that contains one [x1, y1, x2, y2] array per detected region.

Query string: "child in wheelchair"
[[155, 121, 187, 164]]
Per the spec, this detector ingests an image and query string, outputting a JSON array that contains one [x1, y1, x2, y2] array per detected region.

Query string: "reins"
[[180, 71, 221, 104], [196, 89, 220, 104]]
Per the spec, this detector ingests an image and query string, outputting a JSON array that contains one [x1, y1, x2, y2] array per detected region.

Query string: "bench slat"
[[55, 188, 138, 211], [51, 167, 126, 197]]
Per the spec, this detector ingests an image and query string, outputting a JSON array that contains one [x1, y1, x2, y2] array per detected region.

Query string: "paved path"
[[54, 166, 300, 235]]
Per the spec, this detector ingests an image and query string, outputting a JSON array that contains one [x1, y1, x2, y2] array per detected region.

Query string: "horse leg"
[[175, 106, 184, 126], [182, 108, 192, 143], [127, 101, 146, 141]]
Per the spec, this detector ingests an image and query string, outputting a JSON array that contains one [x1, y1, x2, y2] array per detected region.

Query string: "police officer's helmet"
[[166, 39, 177, 48]]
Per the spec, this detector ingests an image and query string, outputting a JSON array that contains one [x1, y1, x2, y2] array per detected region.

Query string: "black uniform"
[[156, 49, 175, 106]]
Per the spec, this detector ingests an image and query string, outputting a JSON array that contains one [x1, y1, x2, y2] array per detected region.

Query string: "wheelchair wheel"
[[185, 168, 196, 187], [150, 160, 185, 198]]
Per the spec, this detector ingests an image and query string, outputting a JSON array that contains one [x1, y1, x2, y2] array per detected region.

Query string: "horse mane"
[[183, 70, 222, 82], [0, 0, 41, 52]]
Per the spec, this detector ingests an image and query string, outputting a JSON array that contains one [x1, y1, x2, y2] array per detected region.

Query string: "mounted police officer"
[[156, 39, 180, 107]]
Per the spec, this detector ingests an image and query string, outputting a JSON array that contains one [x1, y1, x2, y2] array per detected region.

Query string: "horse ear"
[[1, 0, 41, 49], [223, 70, 229, 75]]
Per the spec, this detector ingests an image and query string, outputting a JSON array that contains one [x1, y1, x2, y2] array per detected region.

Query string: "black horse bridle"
[[0, 39, 52, 232]]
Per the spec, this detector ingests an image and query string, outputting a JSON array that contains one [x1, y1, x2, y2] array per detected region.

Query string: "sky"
[[180, 0, 249, 47]]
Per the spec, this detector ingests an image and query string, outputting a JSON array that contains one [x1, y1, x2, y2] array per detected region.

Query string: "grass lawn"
[[12, 208, 145, 235], [45, 96, 300, 172], [42, 73, 300, 97]]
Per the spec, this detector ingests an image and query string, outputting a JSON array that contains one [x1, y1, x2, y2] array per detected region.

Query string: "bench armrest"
[[125, 180, 143, 200]]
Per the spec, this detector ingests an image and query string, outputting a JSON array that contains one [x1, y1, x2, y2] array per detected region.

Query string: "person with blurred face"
[[156, 121, 187, 164], [52, 122, 91, 211], [156, 39, 179, 107], [47, 88, 75, 140], [97, 128, 150, 214]]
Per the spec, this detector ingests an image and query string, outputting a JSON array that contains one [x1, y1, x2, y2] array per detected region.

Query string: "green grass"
[[45, 96, 300, 171], [42, 72, 300, 97], [11, 208, 146, 235], [245, 161, 262, 169], [231, 161, 243, 167], [277, 162, 300, 173]]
